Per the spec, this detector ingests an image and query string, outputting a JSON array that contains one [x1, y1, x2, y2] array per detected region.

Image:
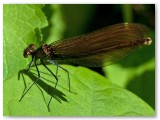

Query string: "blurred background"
[[42, 4, 155, 109]]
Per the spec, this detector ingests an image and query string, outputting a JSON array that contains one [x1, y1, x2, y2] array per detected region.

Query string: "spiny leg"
[[40, 59, 58, 112], [55, 62, 58, 77], [47, 60, 59, 76], [27, 55, 34, 72], [40, 59, 58, 88], [18, 70, 27, 101], [34, 58, 40, 78], [19, 58, 40, 102], [47, 60, 71, 92], [55, 64, 71, 92], [19, 55, 35, 101]]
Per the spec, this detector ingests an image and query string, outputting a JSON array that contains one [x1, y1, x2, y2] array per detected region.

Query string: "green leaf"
[[4, 65, 154, 116], [3, 4, 48, 80]]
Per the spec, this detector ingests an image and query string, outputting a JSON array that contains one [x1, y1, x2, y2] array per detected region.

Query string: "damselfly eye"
[[23, 50, 29, 58]]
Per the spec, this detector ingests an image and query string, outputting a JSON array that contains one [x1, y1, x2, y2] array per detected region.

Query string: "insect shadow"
[[18, 69, 69, 111]]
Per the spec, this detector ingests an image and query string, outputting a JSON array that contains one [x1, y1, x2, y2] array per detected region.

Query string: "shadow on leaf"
[[18, 69, 69, 111]]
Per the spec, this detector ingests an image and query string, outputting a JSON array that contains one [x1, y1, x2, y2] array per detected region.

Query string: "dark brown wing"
[[49, 23, 151, 67]]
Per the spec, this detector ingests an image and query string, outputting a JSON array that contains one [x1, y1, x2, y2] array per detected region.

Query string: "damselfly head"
[[23, 44, 35, 58]]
